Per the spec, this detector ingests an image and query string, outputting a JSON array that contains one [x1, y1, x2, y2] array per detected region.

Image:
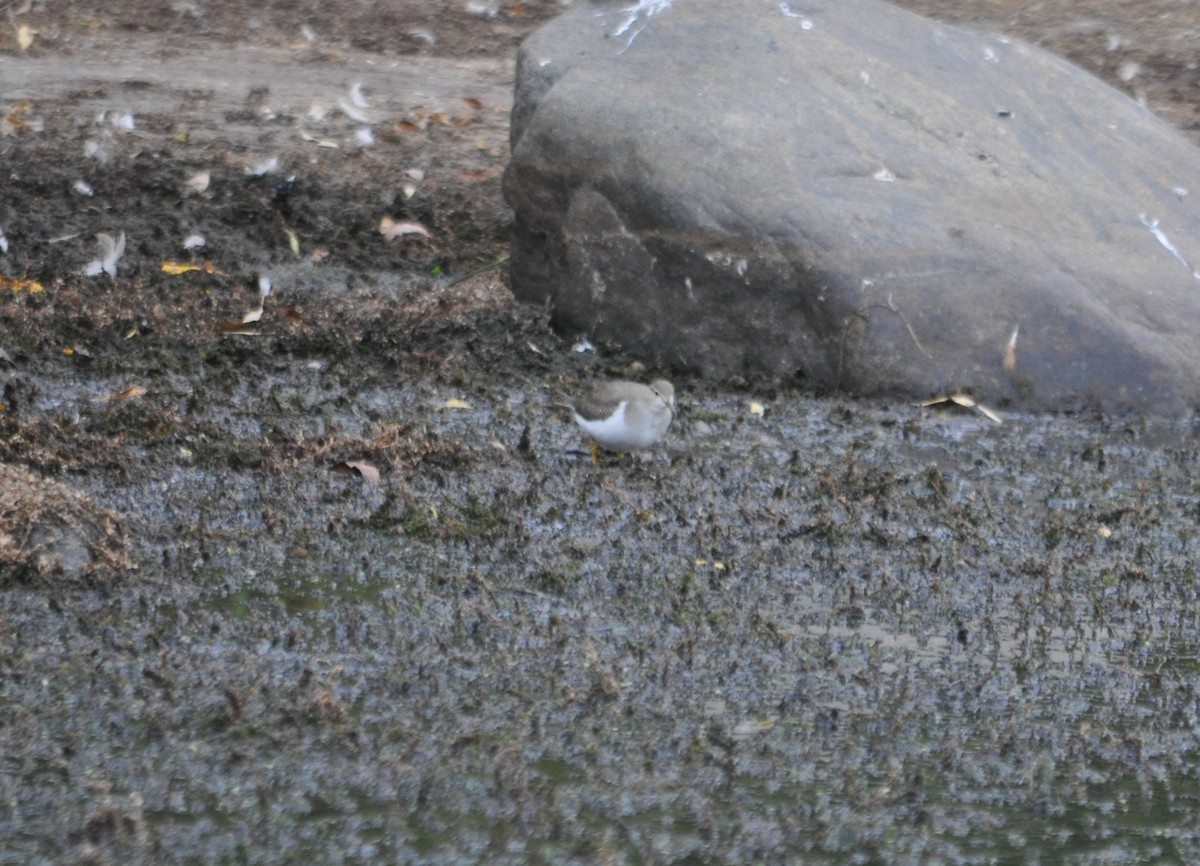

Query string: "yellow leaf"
[[749, 401, 765, 417], [17, 25, 34, 52], [162, 261, 202, 275], [285, 229, 300, 257], [1, 275, 43, 292], [442, 398, 471, 410]]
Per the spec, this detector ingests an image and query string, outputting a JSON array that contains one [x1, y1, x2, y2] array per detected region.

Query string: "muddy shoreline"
[[5, 2, 1200, 863]]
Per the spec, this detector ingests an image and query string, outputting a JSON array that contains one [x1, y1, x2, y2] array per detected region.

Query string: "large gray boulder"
[[503, 0, 1200, 413]]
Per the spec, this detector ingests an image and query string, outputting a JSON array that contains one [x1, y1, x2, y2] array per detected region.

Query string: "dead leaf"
[[1, 275, 43, 293], [335, 461, 381, 484], [162, 260, 225, 276], [106, 386, 147, 402], [379, 216, 431, 240], [459, 167, 500, 183], [17, 25, 34, 52], [463, 97, 484, 110], [161, 261, 202, 275], [916, 394, 1002, 424], [215, 322, 260, 335], [300, 131, 339, 148]]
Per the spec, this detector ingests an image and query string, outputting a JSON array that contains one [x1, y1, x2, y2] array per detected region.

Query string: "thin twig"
[[443, 253, 511, 289]]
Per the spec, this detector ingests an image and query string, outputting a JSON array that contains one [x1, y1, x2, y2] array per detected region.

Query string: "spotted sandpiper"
[[569, 379, 675, 461]]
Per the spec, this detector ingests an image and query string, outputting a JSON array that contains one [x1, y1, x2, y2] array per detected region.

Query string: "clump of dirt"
[[0, 462, 131, 582]]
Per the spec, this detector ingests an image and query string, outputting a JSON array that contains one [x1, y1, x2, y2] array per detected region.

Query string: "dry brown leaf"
[[107, 386, 147, 402], [459, 167, 500, 183], [215, 321, 258, 334]]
